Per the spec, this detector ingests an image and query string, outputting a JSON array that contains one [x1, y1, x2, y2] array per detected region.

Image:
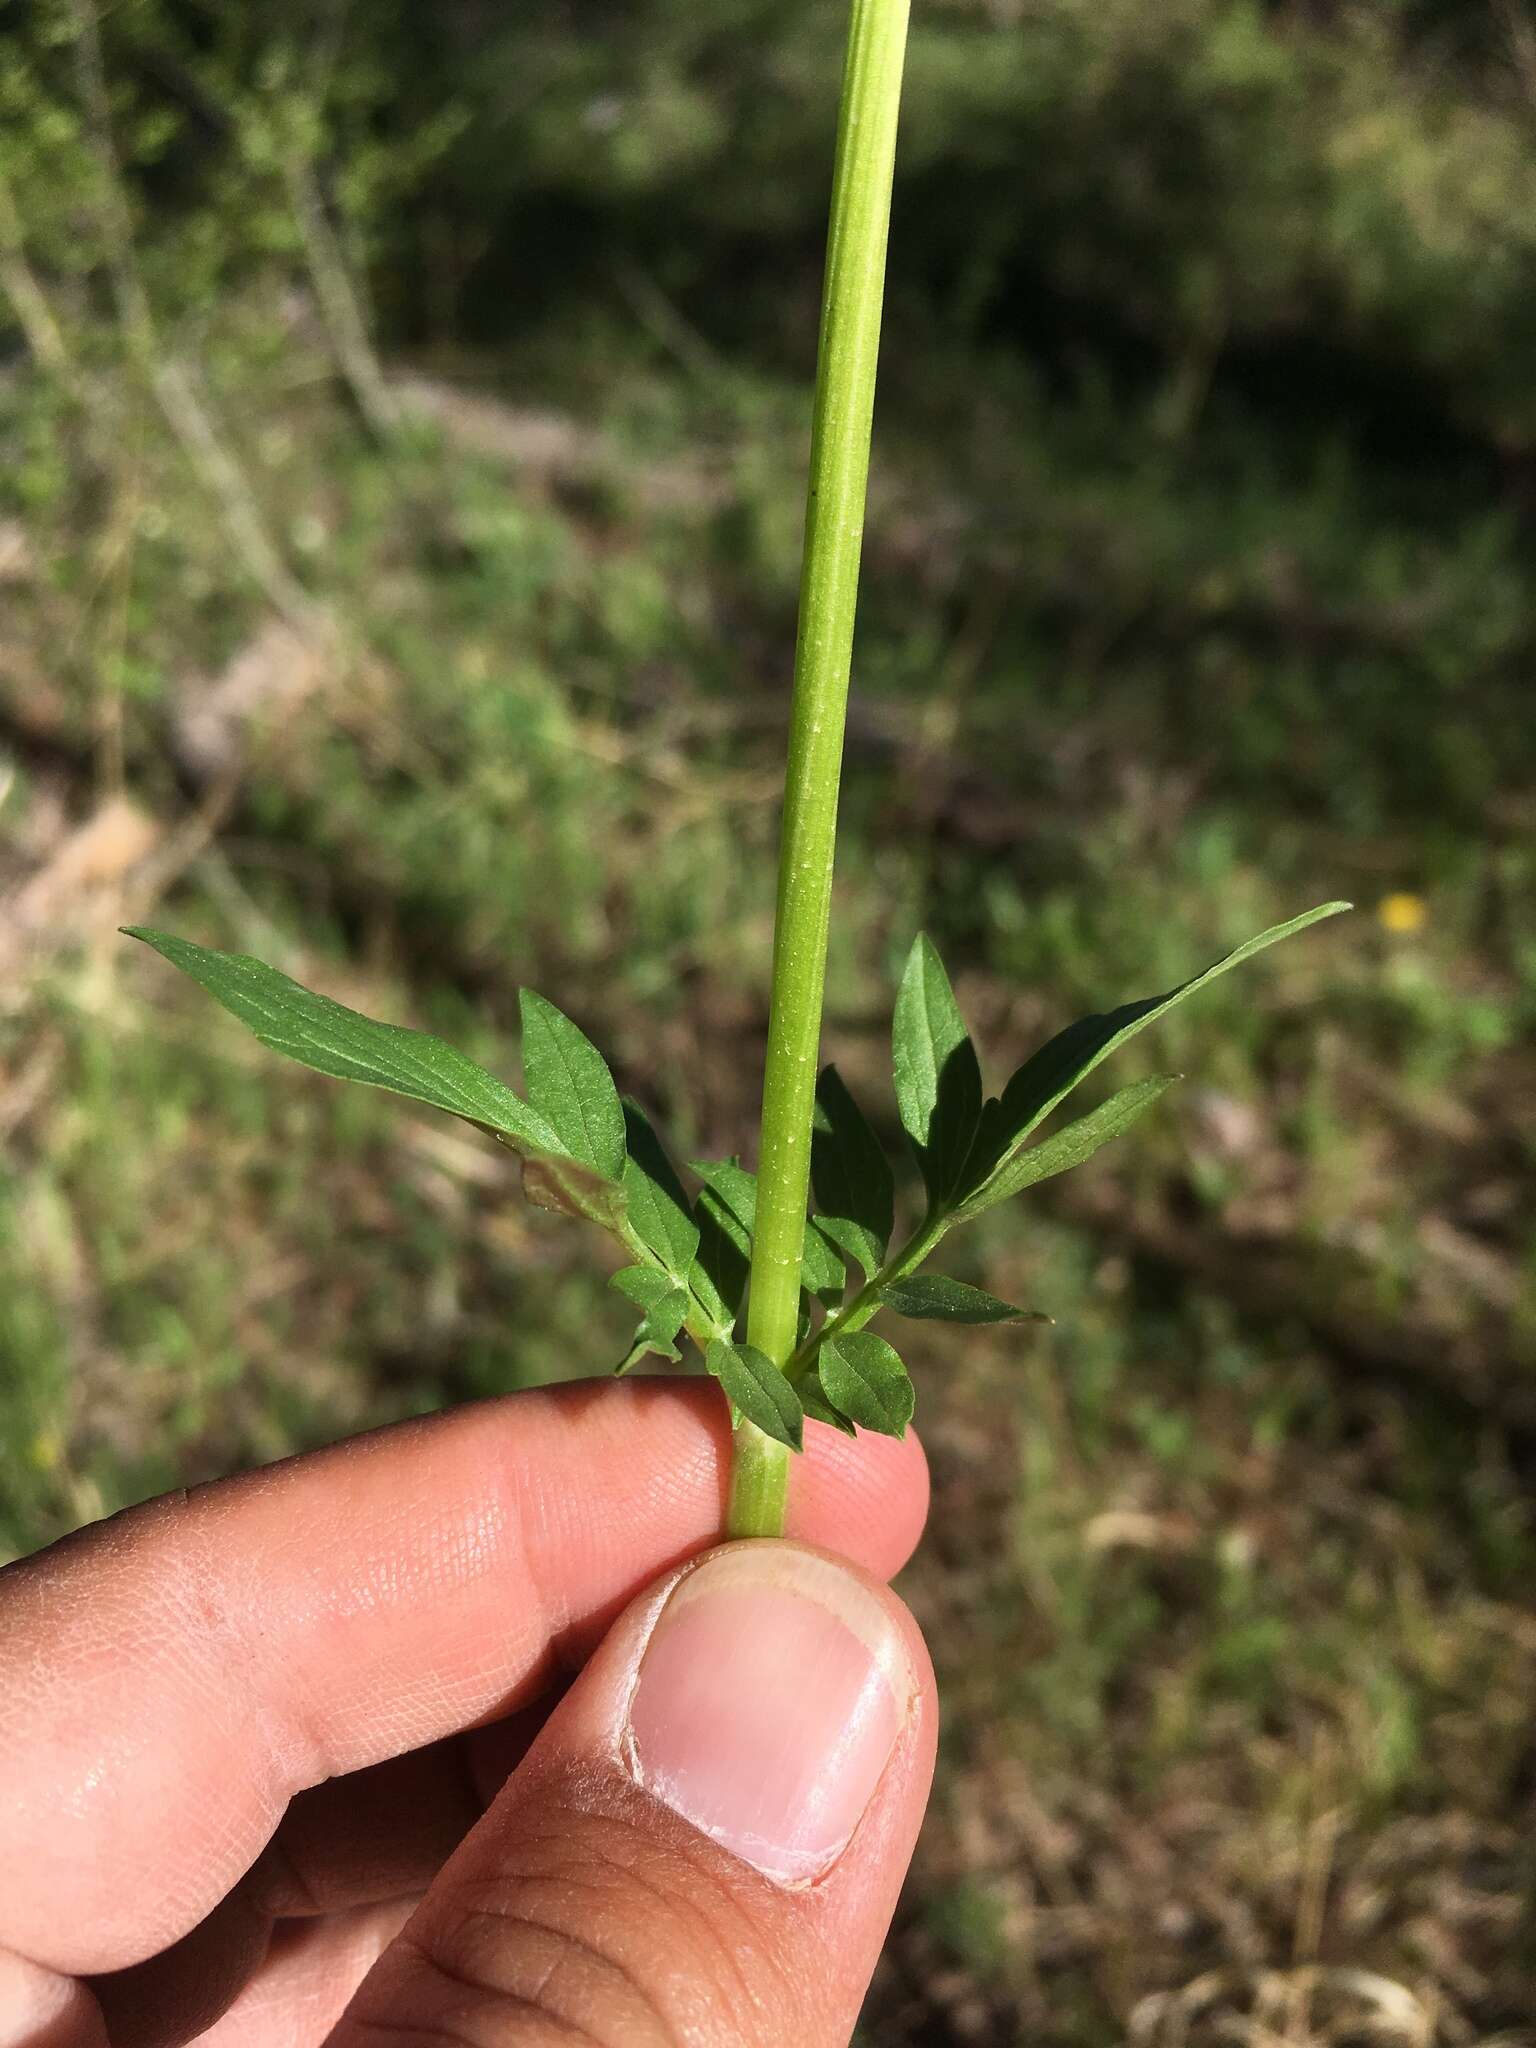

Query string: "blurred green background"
[[2, 1, 1534, 2039]]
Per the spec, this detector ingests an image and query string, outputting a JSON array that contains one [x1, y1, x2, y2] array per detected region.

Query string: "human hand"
[[0, 1380, 936, 2048]]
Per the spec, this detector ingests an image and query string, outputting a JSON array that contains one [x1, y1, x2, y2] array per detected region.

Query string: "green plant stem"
[[728, 0, 911, 1538]]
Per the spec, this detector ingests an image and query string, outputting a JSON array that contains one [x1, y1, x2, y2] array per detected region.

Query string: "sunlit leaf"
[[879, 1274, 1045, 1324], [124, 927, 562, 1154], [518, 988, 626, 1183], [892, 932, 982, 1206], [818, 1331, 914, 1437], [704, 1339, 804, 1451]]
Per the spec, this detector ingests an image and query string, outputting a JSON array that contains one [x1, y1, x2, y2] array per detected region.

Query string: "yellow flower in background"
[[28, 1430, 61, 1473], [1378, 892, 1426, 935]]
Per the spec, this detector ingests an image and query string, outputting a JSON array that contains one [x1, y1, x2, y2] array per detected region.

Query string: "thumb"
[[327, 1540, 937, 2048]]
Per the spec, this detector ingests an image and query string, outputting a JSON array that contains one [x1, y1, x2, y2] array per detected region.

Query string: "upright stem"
[[729, 0, 910, 1538]]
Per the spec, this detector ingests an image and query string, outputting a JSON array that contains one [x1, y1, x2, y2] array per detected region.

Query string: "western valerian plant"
[[123, 0, 1348, 1539]]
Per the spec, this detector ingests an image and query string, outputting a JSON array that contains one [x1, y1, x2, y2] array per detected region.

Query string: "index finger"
[[0, 1380, 926, 1976]]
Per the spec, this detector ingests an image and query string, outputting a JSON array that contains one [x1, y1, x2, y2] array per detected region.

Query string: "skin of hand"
[[0, 1379, 937, 2048]]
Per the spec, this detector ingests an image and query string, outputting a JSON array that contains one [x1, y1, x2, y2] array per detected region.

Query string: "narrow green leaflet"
[[609, 1265, 689, 1373], [800, 1378, 858, 1437], [811, 1065, 894, 1277], [518, 989, 626, 1184], [880, 1274, 1045, 1324], [690, 1160, 845, 1304], [125, 928, 563, 1156], [975, 904, 1348, 1186], [955, 1075, 1178, 1220], [704, 1339, 804, 1452], [893, 934, 976, 1152], [621, 1101, 700, 1280], [892, 933, 982, 1206], [818, 1331, 914, 1438]]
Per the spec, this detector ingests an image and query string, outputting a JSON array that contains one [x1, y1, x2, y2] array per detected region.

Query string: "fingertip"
[[788, 1418, 930, 1579]]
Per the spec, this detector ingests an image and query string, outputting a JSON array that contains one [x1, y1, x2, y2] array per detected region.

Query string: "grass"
[[3, 277, 1534, 2037]]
